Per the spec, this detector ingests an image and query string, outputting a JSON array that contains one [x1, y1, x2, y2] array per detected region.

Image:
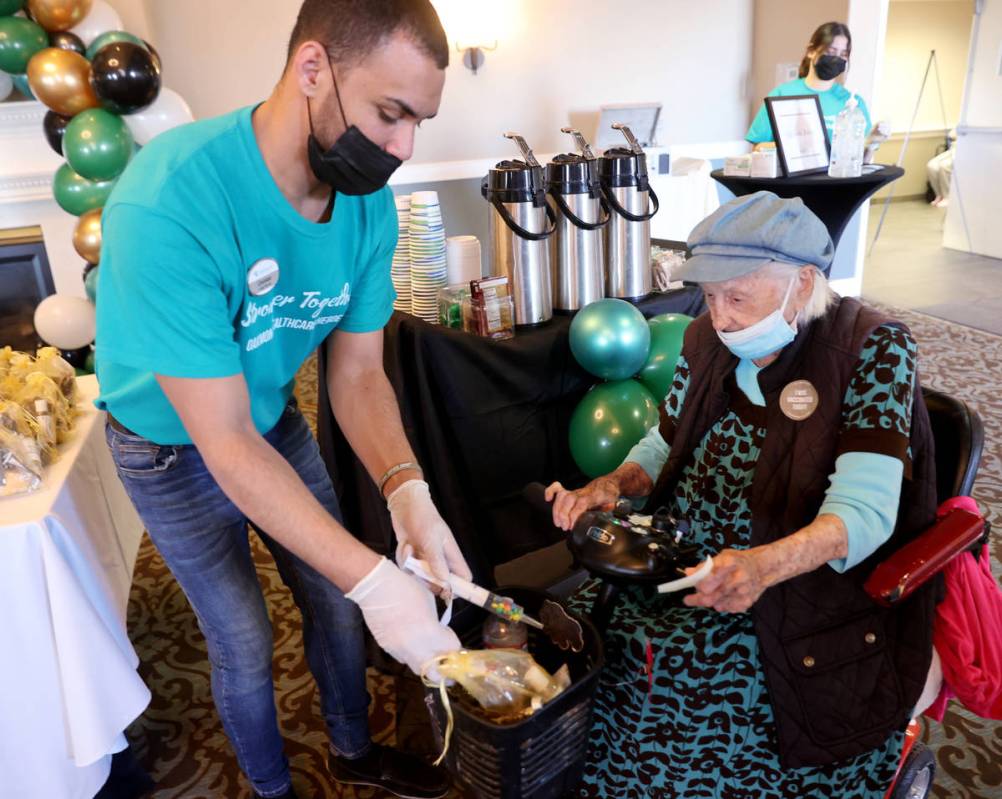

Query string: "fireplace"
[[0, 99, 86, 332], [0, 225, 54, 351]]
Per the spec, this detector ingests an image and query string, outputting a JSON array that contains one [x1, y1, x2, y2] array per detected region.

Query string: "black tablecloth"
[[711, 165, 903, 251], [317, 288, 705, 586]]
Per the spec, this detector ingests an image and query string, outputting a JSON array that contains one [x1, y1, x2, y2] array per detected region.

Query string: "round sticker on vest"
[[779, 380, 819, 421], [247, 258, 280, 296]]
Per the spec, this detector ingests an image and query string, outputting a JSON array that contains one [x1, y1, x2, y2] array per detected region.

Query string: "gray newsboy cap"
[[676, 191, 834, 282]]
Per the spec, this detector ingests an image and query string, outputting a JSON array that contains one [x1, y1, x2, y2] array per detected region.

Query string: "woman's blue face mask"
[[716, 277, 798, 360]]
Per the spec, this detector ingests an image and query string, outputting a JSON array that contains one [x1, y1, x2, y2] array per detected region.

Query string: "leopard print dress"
[[574, 325, 918, 799]]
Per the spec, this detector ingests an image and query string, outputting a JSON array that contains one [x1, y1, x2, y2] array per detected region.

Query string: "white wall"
[[877, 0, 974, 133], [135, 0, 754, 163], [944, 0, 1002, 258]]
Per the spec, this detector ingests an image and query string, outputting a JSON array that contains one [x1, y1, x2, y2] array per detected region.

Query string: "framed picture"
[[765, 95, 830, 176]]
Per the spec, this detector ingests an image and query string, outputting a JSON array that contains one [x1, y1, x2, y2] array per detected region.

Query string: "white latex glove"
[[387, 479, 473, 585], [345, 557, 461, 676]]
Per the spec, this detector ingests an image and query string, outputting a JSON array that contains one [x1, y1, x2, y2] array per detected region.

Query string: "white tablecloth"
[[0, 375, 150, 799]]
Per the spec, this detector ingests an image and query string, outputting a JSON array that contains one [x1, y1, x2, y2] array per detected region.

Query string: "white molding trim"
[[0, 100, 48, 134], [0, 172, 54, 205], [0, 101, 59, 204]]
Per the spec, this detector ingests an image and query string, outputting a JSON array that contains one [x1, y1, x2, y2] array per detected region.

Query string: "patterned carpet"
[[123, 304, 1001, 799]]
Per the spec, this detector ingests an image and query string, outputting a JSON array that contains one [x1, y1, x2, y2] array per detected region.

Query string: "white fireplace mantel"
[[0, 101, 63, 206], [0, 100, 86, 298]]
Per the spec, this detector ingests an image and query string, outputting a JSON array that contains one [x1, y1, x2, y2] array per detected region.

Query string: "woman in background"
[[747, 21, 871, 148]]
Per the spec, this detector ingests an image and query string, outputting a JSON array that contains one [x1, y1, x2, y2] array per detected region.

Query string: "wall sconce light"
[[434, 0, 501, 75], [459, 39, 497, 75]]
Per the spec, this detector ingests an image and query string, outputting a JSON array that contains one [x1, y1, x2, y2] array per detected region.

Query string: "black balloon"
[[89, 42, 161, 115], [43, 110, 73, 156], [143, 39, 161, 74], [49, 31, 86, 56], [60, 345, 92, 369]]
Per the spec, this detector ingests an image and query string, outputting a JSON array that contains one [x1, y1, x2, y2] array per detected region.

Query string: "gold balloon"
[[73, 207, 102, 264], [26, 0, 94, 33], [26, 48, 99, 117]]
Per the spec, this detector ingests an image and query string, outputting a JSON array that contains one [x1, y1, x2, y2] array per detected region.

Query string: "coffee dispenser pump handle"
[[504, 131, 541, 168], [560, 127, 597, 161], [612, 122, 645, 156]]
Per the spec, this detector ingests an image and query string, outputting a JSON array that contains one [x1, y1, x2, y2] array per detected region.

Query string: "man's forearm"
[[200, 430, 380, 592], [328, 366, 417, 497]]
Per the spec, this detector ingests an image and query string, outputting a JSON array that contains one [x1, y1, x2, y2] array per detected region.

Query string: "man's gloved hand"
[[387, 479, 473, 584], [345, 557, 461, 676]]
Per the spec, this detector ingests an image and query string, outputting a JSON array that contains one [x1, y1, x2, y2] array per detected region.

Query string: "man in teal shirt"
[[95, 2, 466, 797], [747, 22, 872, 144]]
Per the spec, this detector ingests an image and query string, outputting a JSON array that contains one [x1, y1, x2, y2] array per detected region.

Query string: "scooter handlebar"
[[522, 482, 554, 515]]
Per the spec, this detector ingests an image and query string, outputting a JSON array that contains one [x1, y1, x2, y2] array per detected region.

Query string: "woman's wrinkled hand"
[[682, 548, 770, 613], [545, 477, 620, 531]]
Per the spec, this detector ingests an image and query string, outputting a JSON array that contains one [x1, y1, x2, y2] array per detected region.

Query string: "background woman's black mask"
[[814, 54, 847, 81], [307, 53, 402, 195]]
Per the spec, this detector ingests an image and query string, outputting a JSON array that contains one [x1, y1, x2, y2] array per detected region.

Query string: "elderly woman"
[[548, 192, 937, 798]]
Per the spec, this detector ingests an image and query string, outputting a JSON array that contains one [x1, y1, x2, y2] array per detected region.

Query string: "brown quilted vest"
[[648, 296, 939, 767]]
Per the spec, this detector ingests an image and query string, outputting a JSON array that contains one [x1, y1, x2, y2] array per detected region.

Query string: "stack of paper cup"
[[392, 194, 412, 313], [446, 235, 482, 286], [408, 190, 448, 323]]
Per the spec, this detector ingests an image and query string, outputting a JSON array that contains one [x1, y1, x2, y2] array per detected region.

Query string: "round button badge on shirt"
[[247, 258, 280, 296]]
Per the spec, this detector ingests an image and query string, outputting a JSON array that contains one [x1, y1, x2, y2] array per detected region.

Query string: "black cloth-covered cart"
[[317, 288, 705, 586]]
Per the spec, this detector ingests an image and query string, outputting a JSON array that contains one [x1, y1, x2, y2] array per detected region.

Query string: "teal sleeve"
[[94, 203, 242, 378], [736, 358, 765, 406], [822, 452, 903, 572], [824, 324, 918, 572], [624, 425, 669, 484], [746, 101, 774, 143], [337, 188, 397, 333]]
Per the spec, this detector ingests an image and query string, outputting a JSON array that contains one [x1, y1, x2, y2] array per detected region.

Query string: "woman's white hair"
[[760, 261, 835, 323]]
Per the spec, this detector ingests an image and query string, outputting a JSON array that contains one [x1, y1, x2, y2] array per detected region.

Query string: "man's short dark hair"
[[287, 0, 449, 70]]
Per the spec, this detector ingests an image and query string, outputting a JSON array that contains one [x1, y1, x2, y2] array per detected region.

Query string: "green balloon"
[[64, 108, 134, 181], [0, 16, 47, 74], [0, 0, 24, 17], [85, 30, 146, 61], [638, 313, 693, 401], [53, 162, 116, 216], [84, 264, 99, 302], [84, 350, 95, 374], [569, 379, 660, 478], [569, 298, 651, 381]]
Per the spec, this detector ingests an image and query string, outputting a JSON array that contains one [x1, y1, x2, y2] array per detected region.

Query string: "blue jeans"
[[106, 401, 371, 798]]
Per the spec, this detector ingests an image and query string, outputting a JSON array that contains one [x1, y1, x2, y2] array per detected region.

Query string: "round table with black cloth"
[[316, 287, 706, 586], [711, 165, 903, 255]]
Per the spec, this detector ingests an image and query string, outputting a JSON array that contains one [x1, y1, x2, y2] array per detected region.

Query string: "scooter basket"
[[424, 587, 604, 799]]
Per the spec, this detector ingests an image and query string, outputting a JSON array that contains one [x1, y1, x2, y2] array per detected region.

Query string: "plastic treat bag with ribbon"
[[422, 649, 571, 764]]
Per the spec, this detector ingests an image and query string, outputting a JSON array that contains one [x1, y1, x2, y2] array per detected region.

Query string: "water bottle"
[[828, 95, 866, 178]]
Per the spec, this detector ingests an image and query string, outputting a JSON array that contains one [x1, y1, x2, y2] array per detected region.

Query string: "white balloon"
[[33, 295, 96, 350], [0, 70, 12, 103], [124, 88, 195, 146], [68, 0, 124, 47]]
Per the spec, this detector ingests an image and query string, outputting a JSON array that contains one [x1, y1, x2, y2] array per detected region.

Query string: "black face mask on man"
[[306, 51, 402, 195], [814, 54, 847, 81]]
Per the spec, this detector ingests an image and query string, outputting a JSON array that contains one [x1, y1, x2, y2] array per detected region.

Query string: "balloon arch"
[[0, 0, 194, 371]]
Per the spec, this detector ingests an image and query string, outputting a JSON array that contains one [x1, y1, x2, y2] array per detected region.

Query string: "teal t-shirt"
[[746, 77, 872, 143], [94, 105, 396, 444]]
